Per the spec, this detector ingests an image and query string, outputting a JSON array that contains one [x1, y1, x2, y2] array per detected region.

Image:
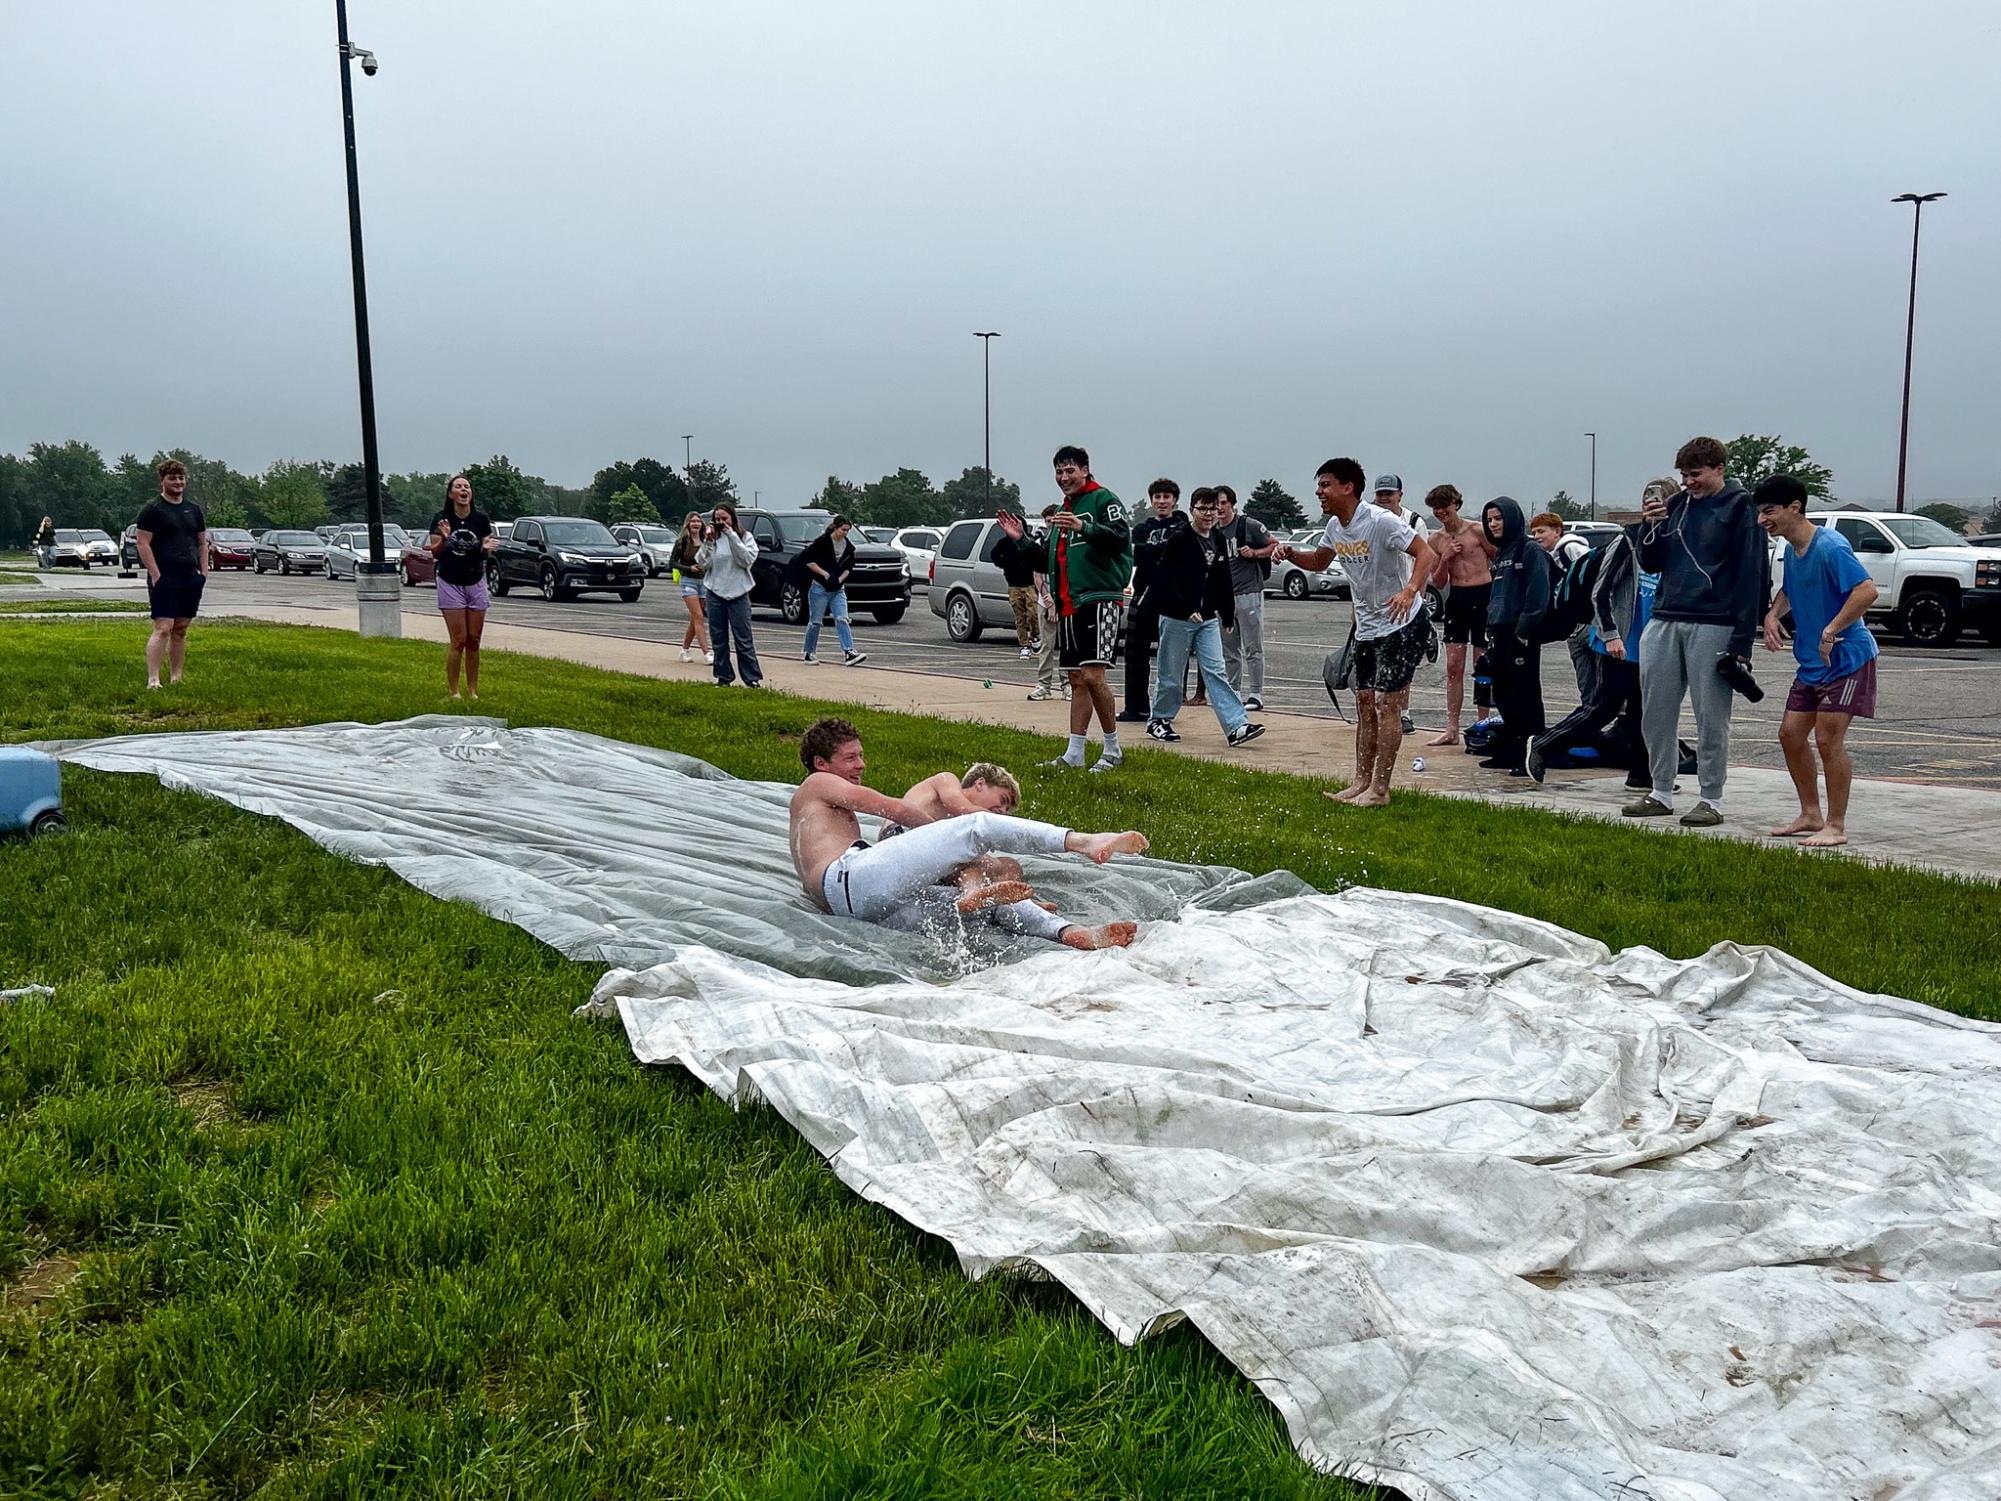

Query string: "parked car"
[[1269, 528, 1349, 600], [739, 508, 911, 624], [324, 524, 413, 581], [314, 525, 341, 542], [253, 530, 330, 575], [891, 527, 944, 583], [494, 521, 513, 542], [609, 522, 680, 577], [44, 530, 99, 568], [1804, 510, 2001, 647], [487, 516, 645, 602], [1564, 521, 1626, 550], [79, 528, 119, 566], [120, 525, 141, 568], [206, 527, 256, 570], [399, 533, 436, 586], [927, 516, 1129, 644], [859, 526, 896, 545], [1968, 534, 2001, 550]]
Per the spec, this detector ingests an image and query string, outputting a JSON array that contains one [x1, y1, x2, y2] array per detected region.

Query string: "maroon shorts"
[[1784, 658, 1877, 718]]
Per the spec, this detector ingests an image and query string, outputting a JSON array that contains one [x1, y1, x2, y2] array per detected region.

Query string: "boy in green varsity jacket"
[[1042, 445, 1134, 773]]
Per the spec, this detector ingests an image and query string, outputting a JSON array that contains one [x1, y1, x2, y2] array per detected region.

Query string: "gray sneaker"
[[1088, 753, 1123, 774], [1679, 802, 1723, 828], [1027, 685, 1054, 701], [1040, 754, 1085, 769], [1621, 795, 1673, 818]]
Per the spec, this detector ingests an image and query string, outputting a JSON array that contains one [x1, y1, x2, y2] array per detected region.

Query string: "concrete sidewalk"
[[11, 578, 1999, 885]]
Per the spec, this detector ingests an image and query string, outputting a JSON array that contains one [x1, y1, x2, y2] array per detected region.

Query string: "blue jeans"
[[1151, 617, 1247, 732], [803, 582, 854, 657], [705, 590, 761, 685]]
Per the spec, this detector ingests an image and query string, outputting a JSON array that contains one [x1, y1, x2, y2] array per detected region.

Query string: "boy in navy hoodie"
[[1478, 496, 1553, 775]]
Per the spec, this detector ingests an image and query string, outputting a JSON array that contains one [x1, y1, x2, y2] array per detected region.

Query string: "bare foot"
[[146, 681, 161, 691], [1060, 921, 1139, 950], [1770, 813, 1825, 838], [1348, 788, 1391, 809], [1801, 826, 1848, 849], [1038, 901, 1059, 912], [1425, 728, 1460, 747], [1323, 786, 1363, 804], [1074, 831, 1148, 864], [448, 692, 462, 701], [955, 880, 1035, 914]]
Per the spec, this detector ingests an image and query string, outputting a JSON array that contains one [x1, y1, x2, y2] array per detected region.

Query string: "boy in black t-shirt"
[[134, 458, 208, 689]]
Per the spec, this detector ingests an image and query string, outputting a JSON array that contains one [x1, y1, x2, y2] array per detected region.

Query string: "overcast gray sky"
[[7, 1, 1996, 510]]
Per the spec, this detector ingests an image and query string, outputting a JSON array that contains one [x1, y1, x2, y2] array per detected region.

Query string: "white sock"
[[1066, 733, 1087, 762], [1102, 730, 1121, 757]]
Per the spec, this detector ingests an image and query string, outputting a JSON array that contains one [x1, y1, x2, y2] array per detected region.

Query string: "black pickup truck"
[[486, 515, 645, 602], [739, 508, 912, 624]]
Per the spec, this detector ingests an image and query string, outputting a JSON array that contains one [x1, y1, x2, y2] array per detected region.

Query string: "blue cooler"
[[0, 746, 65, 837]]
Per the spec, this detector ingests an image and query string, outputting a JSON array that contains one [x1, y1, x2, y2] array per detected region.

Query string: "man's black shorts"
[[1058, 600, 1122, 670], [1440, 582, 1491, 646], [1353, 612, 1429, 694], [147, 572, 206, 621]]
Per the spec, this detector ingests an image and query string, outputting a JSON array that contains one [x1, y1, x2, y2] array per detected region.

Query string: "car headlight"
[[558, 551, 588, 565], [1978, 559, 1999, 587]]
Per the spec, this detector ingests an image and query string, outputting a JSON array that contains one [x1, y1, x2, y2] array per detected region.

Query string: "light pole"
[[1584, 431, 1597, 520], [682, 434, 693, 472], [974, 332, 1000, 512], [1892, 192, 1946, 514], [332, 1, 396, 637]]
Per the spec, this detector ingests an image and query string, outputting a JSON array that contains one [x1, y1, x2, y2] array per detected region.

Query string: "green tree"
[[938, 466, 1022, 521], [1547, 490, 1588, 523], [25, 440, 116, 529], [1246, 478, 1305, 530], [0, 452, 31, 547], [385, 472, 450, 529], [259, 460, 331, 530], [1915, 502, 1972, 535], [325, 462, 371, 522], [858, 468, 947, 529], [685, 459, 738, 513], [812, 476, 865, 516], [111, 453, 160, 522], [463, 455, 537, 521], [606, 484, 659, 524], [1725, 434, 1834, 498], [205, 491, 251, 529]]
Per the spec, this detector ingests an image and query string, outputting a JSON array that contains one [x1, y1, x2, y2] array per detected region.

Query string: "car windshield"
[[542, 521, 618, 545], [774, 513, 834, 543], [210, 529, 253, 542], [271, 532, 320, 547], [631, 526, 672, 543], [54, 530, 85, 542], [80, 529, 112, 542], [1878, 515, 1962, 549]]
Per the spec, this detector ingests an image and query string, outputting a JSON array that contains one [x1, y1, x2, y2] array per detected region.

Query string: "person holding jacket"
[[1118, 480, 1187, 721], [1626, 436, 1769, 827], [696, 501, 762, 688], [1145, 487, 1264, 747], [991, 509, 1046, 658], [1039, 444, 1133, 773], [1478, 496, 1553, 775], [799, 514, 868, 666]]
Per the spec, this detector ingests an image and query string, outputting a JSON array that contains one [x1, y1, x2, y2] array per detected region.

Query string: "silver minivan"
[[926, 518, 1025, 641]]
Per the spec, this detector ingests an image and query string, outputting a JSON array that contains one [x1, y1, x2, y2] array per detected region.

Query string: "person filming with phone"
[[1623, 436, 1768, 828]]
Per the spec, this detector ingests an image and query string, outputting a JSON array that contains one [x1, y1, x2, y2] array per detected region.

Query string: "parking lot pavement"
[[14, 566, 2001, 790]]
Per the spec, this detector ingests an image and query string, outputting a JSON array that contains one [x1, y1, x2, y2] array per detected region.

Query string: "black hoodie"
[[1482, 496, 1552, 639], [1635, 481, 1767, 656], [1147, 520, 1237, 627]]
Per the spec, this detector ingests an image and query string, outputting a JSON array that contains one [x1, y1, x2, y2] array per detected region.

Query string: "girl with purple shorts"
[[428, 475, 498, 700]]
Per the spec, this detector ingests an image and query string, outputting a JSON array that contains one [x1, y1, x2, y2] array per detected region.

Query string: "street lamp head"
[[974, 331, 1000, 339], [1892, 192, 1946, 204]]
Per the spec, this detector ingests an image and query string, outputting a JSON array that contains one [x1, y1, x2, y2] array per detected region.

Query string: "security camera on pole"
[[334, 0, 399, 637]]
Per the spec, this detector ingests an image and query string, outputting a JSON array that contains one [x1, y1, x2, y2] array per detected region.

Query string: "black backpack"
[[1533, 543, 1604, 643]]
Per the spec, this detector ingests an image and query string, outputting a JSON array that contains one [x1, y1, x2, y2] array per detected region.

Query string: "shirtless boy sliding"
[[789, 717, 1145, 950]]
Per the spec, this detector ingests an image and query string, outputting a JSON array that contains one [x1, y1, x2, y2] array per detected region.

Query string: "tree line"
[[809, 468, 1314, 531]]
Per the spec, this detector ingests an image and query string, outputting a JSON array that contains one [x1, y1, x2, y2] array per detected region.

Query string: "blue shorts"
[[148, 572, 205, 621]]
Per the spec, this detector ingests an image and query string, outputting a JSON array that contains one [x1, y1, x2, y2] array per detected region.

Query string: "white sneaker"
[[1245, 695, 1264, 711], [703, 651, 715, 665], [843, 649, 868, 666], [1019, 646, 1034, 658], [1027, 685, 1054, 701], [679, 647, 693, 662], [1062, 686, 1072, 701], [803, 652, 818, 664]]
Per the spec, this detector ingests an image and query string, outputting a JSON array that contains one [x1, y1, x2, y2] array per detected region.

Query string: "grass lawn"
[[0, 573, 43, 587], [3, 620, 1995, 1500], [0, 600, 147, 616]]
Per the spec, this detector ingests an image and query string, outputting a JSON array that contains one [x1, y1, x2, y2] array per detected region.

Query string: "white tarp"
[[62, 721, 2001, 1499]]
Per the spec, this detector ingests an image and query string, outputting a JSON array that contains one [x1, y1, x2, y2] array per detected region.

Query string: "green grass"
[[0, 573, 42, 587], [0, 599, 146, 615], [2, 620, 1995, 1500]]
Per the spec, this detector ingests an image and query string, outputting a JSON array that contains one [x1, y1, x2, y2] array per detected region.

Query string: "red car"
[[206, 528, 256, 570], [399, 537, 436, 586]]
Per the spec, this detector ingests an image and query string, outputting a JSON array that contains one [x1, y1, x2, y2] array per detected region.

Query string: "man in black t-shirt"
[[135, 458, 208, 689]]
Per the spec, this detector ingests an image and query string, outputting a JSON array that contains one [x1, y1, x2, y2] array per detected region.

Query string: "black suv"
[[487, 516, 645, 602], [740, 508, 911, 624]]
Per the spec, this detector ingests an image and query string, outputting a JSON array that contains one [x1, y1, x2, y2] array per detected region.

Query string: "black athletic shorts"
[[147, 571, 205, 621], [1440, 582, 1491, 646], [1353, 613, 1430, 694], [1058, 600, 1122, 670]]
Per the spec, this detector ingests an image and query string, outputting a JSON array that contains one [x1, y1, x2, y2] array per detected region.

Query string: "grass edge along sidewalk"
[[2, 618, 1994, 1500]]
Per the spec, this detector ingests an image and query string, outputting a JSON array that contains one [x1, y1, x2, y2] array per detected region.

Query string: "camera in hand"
[[1714, 652, 1764, 703]]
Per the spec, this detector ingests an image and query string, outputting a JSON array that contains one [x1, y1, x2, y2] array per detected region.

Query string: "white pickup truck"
[[1796, 510, 2001, 648]]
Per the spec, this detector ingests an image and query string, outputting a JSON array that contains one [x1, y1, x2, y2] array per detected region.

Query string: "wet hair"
[[1052, 445, 1090, 470], [1674, 436, 1728, 472], [157, 458, 187, 480], [799, 716, 861, 772], [961, 761, 1020, 808], [1147, 478, 1181, 499], [1754, 474, 1808, 512], [1425, 483, 1462, 510], [1213, 484, 1237, 508], [1314, 457, 1367, 492]]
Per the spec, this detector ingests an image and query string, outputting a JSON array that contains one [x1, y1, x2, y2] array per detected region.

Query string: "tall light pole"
[[333, 0, 397, 636], [974, 332, 1000, 512], [682, 434, 693, 473], [1584, 432, 1597, 520], [1892, 192, 1946, 514]]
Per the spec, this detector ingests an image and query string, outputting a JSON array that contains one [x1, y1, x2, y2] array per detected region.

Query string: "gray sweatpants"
[[1640, 618, 1736, 805], [821, 811, 1071, 942], [1223, 590, 1265, 698]]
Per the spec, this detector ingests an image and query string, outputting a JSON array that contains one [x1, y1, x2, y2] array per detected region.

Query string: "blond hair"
[[961, 762, 1019, 807]]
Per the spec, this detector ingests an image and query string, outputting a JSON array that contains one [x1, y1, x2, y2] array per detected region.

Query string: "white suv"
[[1805, 510, 2001, 648]]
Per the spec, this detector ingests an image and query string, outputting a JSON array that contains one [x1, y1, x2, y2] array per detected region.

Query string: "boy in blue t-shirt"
[[1757, 475, 1881, 849]]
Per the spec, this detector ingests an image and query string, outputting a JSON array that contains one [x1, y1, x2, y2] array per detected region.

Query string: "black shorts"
[[1353, 613, 1429, 694], [1440, 582, 1491, 646], [1058, 600, 1122, 670], [148, 572, 205, 621]]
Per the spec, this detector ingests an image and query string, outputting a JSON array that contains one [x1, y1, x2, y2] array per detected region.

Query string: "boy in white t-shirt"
[[1275, 458, 1438, 807]]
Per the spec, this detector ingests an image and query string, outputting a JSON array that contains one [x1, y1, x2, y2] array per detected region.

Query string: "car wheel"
[[540, 565, 565, 602], [1425, 585, 1445, 620], [779, 582, 807, 625], [253, 557, 265, 574], [280, 559, 291, 575], [1283, 571, 1308, 600], [1898, 588, 1960, 648], [870, 606, 907, 625], [488, 564, 510, 597], [29, 809, 68, 838], [945, 591, 983, 642], [401, 563, 415, 587]]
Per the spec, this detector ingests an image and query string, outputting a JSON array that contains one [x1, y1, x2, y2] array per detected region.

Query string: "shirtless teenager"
[[1423, 483, 1496, 745], [789, 718, 1144, 950], [887, 762, 1035, 893]]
